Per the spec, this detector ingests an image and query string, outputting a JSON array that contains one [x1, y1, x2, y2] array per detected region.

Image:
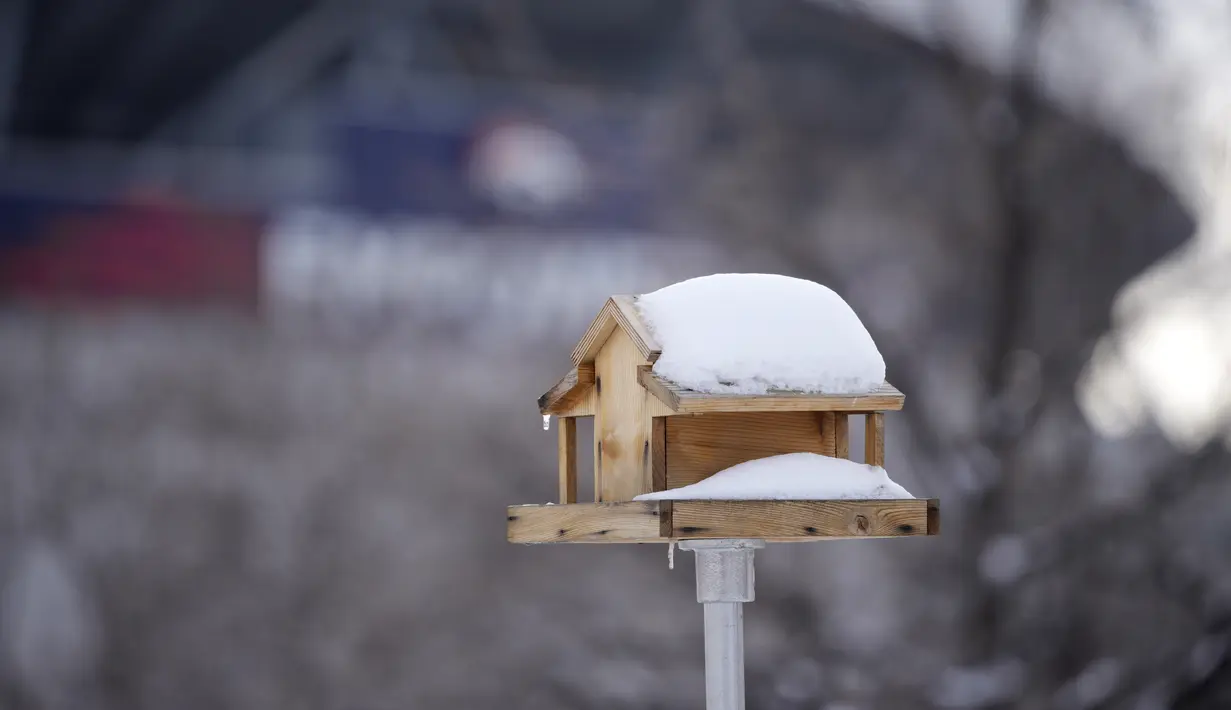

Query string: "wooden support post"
[[865, 412, 884, 467], [595, 440, 603, 502], [818, 412, 837, 457], [652, 417, 671, 536], [834, 413, 849, 459], [927, 499, 940, 535], [651, 417, 667, 491], [558, 417, 578, 504]]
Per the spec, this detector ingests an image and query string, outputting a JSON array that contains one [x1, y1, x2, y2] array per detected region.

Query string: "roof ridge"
[[569, 295, 661, 365]]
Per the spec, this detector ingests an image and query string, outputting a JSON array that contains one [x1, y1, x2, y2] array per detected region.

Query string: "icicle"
[[668, 539, 676, 569], [542, 414, 551, 431]]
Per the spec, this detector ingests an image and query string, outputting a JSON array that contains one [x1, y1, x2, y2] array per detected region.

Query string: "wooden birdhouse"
[[508, 279, 939, 544]]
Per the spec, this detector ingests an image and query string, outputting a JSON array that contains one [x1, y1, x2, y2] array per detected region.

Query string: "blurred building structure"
[[0, 0, 701, 315], [2, 2, 1231, 710]]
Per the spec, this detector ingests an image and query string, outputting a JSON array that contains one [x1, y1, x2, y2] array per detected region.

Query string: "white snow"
[[635, 274, 886, 395], [633, 453, 913, 501]]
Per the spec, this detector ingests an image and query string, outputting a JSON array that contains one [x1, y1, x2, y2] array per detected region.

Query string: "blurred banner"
[[333, 82, 662, 229], [0, 191, 264, 306], [0, 83, 668, 310], [261, 207, 719, 342]]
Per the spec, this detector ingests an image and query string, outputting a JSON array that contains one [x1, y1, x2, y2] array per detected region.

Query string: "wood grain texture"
[[557, 417, 577, 504], [834, 413, 849, 459], [670, 500, 930, 538], [658, 501, 673, 538], [596, 328, 654, 501], [610, 295, 660, 363], [551, 388, 596, 417], [571, 299, 619, 366], [652, 417, 667, 491], [570, 297, 661, 366], [538, 364, 595, 414], [865, 412, 884, 467], [643, 384, 678, 418], [652, 417, 670, 535], [594, 439, 602, 502], [638, 365, 680, 411], [819, 412, 837, 456], [642, 373, 905, 413], [507, 503, 663, 543], [507, 500, 939, 543], [666, 412, 832, 489]]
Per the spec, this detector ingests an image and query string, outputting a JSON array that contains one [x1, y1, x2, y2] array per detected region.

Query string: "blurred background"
[[1, 1, 1230, 708]]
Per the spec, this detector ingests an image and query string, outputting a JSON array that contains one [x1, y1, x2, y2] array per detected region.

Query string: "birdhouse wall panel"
[[832, 413, 850, 459], [665, 412, 838, 489], [594, 327, 661, 501], [651, 417, 667, 492], [865, 412, 885, 466]]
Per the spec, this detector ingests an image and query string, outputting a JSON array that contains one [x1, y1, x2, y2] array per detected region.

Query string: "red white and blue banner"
[[0, 191, 264, 306], [0, 82, 666, 308]]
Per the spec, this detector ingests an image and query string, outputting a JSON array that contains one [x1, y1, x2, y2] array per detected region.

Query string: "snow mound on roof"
[[633, 453, 913, 501], [636, 274, 885, 394]]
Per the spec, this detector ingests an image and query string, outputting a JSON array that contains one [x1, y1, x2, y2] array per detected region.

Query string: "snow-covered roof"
[[633, 453, 913, 501], [546, 273, 901, 415], [636, 274, 886, 395]]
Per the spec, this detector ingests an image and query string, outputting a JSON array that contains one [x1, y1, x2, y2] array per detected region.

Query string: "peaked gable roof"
[[570, 295, 659, 365], [539, 293, 905, 415]]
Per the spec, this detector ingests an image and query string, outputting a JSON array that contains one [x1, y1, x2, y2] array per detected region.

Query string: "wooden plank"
[[667, 412, 832, 489], [644, 387, 677, 418], [594, 439, 602, 503], [652, 417, 671, 536], [610, 295, 661, 363], [651, 417, 667, 491], [570, 297, 661, 366], [834, 413, 849, 459], [642, 373, 905, 414], [671, 500, 930, 539], [818, 412, 836, 457], [538, 364, 596, 414], [552, 388, 596, 417], [570, 299, 619, 366], [675, 386, 905, 413], [596, 328, 654, 501], [658, 502, 673, 538], [507, 502, 663, 543], [638, 365, 680, 411], [558, 417, 578, 504], [865, 412, 884, 466], [507, 500, 940, 543]]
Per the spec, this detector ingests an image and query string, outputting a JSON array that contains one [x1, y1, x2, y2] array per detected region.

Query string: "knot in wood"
[[854, 514, 870, 534]]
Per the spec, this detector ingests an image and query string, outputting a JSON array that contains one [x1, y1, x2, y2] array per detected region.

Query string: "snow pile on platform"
[[636, 274, 885, 394], [633, 453, 913, 501]]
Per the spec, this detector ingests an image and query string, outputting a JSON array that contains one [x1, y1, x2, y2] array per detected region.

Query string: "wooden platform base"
[[507, 499, 939, 544]]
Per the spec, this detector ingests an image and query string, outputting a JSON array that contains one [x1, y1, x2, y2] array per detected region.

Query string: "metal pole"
[[680, 539, 765, 710]]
